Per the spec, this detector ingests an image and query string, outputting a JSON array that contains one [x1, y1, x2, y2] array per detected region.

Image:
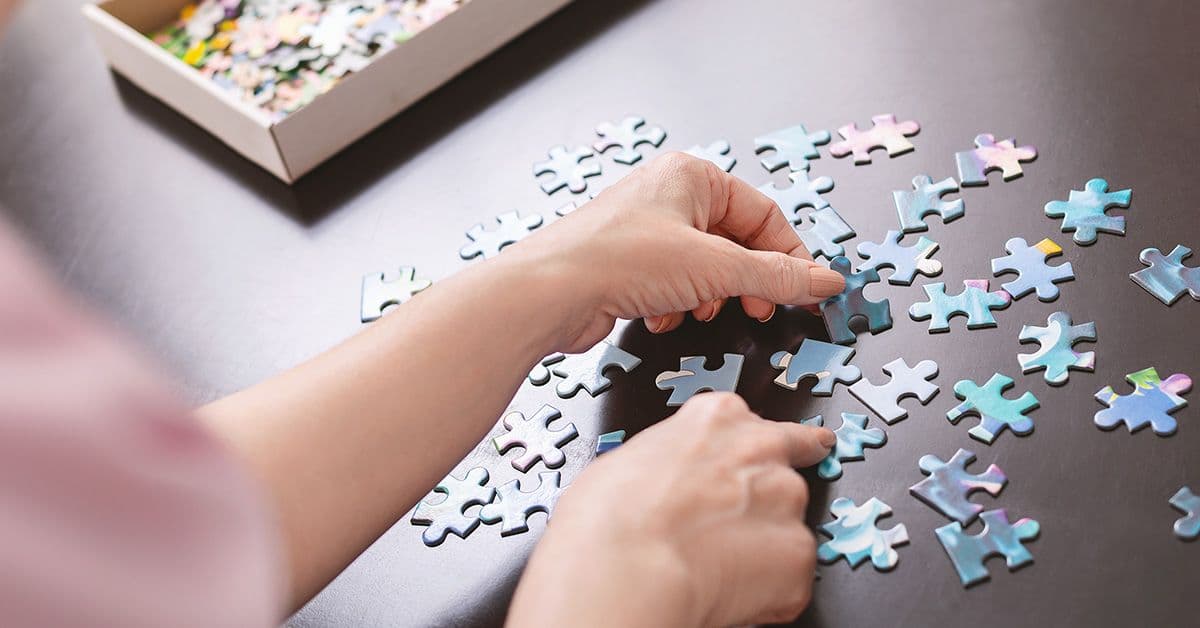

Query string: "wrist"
[[498, 237, 610, 352]]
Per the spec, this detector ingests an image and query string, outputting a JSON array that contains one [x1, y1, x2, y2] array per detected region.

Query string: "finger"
[[710, 238, 845, 305], [770, 420, 837, 468], [740, 296, 775, 322], [643, 311, 686, 334], [703, 169, 813, 259], [691, 298, 726, 322]]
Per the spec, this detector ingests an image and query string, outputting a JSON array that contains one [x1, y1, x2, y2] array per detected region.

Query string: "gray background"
[[2, 0, 1198, 626]]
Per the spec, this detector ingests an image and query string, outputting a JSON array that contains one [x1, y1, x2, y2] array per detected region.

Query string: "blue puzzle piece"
[[991, 237, 1074, 301], [955, 134, 1037, 186], [908, 280, 1011, 333], [796, 207, 856, 261], [769, 339, 861, 396], [1043, 178, 1132, 244], [909, 448, 1007, 525], [1018, 311, 1096, 385], [947, 373, 1039, 444], [595, 430, 626, 456], [856, 230, 942, 285], [893, 175, 964, 232], [754, 124, 831, 172], [935, 509, 1040, 586], [533, 145, 601, 195], [817, 496, 909, 570], [655, 354, 745, 407], [1131, 245, 1200, 305], [848, 358, 939, 424], [1094, 367, 1192, 436], [821, 256, 892, 345], [1170, 486, 1200, 540], [803, 413, 886, 480]]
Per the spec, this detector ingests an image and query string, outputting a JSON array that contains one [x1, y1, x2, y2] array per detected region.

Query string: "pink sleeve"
[[0, 222, 284, 627]]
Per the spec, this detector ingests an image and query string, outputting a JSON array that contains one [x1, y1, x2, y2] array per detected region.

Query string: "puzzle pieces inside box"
[[948, 373, 1039, 444], [754, 124, 831, 172], [936, 509, 1039, 586], [1131, 245, 1200, 305], [685, 140, 736, 172], [1044, 178, 1131, 245], [893, 175, 964, 233], [360, 266, 432, 322], [817, 497, 909, 570], [493, 405, 578, 472], [856, 230, 942, 285], [769, 339, 861, 396], [1170, 487, 1200, 540], [821, 256, 892, 345], [803, 413, 886, 480], [848, 358, 939, 424], [655, 354, 745, 406], [593, 116, 666, 164], [460, 211, 543, 260], [533, 145, 601, 194], [1094, 367, 1192, 436], [991, 237, 1074, 301], [529, 341, 642, 398], [910, 449, 1007, 525], [1018, 311, 1096, 385], [908, 280, 1011, 332], [955, 134, 1037, 186], [478, 471, 563, 536], [828, 114, 919, 164], [410, 467, 495, 547]]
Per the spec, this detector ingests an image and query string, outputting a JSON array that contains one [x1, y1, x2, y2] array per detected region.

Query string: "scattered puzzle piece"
[[528, 341, 642, 398], [769, 339, 862, 396], [955, 133, 1037, 186], [990, 237, 1075, 301], [893, 175, 964, 233], [460, 211, 543, 260], [947, 373, 1039, 444], [593, 116, 666, 164], [493, 405, 578, 472], [655, 354, 745, 407], [828, 114, 919, 164], [685, 140, 736, 172], [410, 467, 495, 547], [360, 266, 432, 322], [909, 448, 1007, 525], [1043, 178, 1132, 244], [753, 124, 831, 172], [595, 430, 626, 456], [1018, 311, 1096, 385], [757, 170, 834, 221], [817, 496, 909, 570], [848, 358, 939, 424], [803, 413, 886, 480], [1131, 245, 1200, 305], [756, 173, 852, 259], [1170, 486, 1200, 540], [908, 280, 1011, 333], [935, 509, 1040, 586], [478, 471, 563, 536], [533, 145, 601, 195], [856, 230, 942, 285], [1094, 367, 1192, 436], [820, 256, 892, 345]]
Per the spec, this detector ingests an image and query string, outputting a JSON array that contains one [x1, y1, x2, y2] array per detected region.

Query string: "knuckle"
[[653, 150, 705, 176], [709, 391, 749, 415], [766, 253, 798, 297]]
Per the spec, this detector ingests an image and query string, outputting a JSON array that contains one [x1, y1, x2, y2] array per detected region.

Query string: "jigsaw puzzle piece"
[[753, 124, 831, 172], [796, 207, 856, 260], [685, 140, 737, 172], [893, 175, 964, 232], [848, 358, 939, 424], [1094, 367, 1192, 436], [991, 237, 1075, 301], [1170, 486, 1200, 540], [936, 509, 1039, 586], [757, 171, 834, 221], [478, 471, 563, 536], [1043, 178, 1131, 244], [856, 230, 942, 285], [528, 341, 641, 398], [360, 266, 432, 322], [595, 430, 626, 456], [955, 133, 1037, 186], [655, 354, 745, 407], [828, 114, 919, 164], [460, 210, 543, 260], [948, 374, 1038, 444], [909, 449, 1007, 525], [1131, 245, 1200, 305], [1018, 311, 1096, 385], [769, 339, 861, 396], [908, 280, 1011, 333], [820, 256, 892, 345], [803, 413, 886, 480], [533, 145, 601, 195], [817, 496, 909, 570], [493, 405, 579, 472], [593, 115, 666, 164], [410, 467, 495, 546]]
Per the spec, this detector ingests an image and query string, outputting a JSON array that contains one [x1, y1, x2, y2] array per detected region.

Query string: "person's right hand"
[[507, 392, 835, 627]]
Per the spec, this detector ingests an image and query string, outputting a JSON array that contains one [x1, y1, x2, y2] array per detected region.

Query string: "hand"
[[508, 152, 846, 353], [508, 393, 835, 627]]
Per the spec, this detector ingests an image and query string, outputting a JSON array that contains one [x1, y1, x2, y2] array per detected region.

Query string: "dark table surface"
[[3, 0, 1199, 626]]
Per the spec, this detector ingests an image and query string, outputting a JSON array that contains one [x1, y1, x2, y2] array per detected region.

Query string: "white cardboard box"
[[83, 0, 573, 183]]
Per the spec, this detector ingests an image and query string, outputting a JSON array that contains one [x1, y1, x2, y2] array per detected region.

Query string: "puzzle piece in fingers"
[[893, 175, 964, 233], [1018, 311, 1096, 385], [593, 115, 666, 164], [817, 497, 909, 570], [410, 467, 495, 547], [848, 358, 939, 424], [1170, 487, 1200, 540], [856, 230, 942, 285], [655, 354, 744, 406], [936, 509, 1040, 587], [478, 471, 563, 536], [908, 280, 1011, 333], [685, 140, 737, 172], [1094, 367, 1192, 436], [1043, 178, 1131, 245], [769, 339, 861, 396], [909, 449, 1007, 525], [533, 145, 601, 194], [460, 211, 543, 260], [1131, 245, 1200, 305], [948, 374, 1038, 444], [757, 170, 834, 220], [955, 134, 1037, 186], [990, 237, 1074, 301], [821, 256, 893, 345], [828, 114, 919, 164], [803, 413, 886, 480], [360, 266, 432, 322], [753, 124, 831, 172], [528, 341, 642, 398], [493, 405, 578, 472]]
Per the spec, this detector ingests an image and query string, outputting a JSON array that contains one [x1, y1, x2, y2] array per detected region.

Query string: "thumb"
[[715, 241, 846, 305]]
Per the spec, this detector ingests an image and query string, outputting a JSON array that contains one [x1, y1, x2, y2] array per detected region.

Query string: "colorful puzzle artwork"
[[1043, 178, 1132, 245], [1018, 311, 1096, 385], [908, 280, 1011, 333], [821, 256, 893, 345], [1131, 245, 1200, 305], [935, 509, 1040, 586], [828, 114, 920, 164], [1094, 367, 1192, 436], [955, 133, 1037, 186], [856, 230, 942, 285], [769, 339, 861, 396], [817, 497, 909, 570], [947, 373, 1039, 444], [893, 175, 963, 233], [655, 354, 745, 407], [1169, 487, 1200, 541], [910, 449, 1007, 525], [990, 237, 1075, 302], [803, 413, 887, 480]]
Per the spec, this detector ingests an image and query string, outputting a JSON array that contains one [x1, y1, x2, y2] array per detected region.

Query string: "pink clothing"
[[0, 221, 283, 626]]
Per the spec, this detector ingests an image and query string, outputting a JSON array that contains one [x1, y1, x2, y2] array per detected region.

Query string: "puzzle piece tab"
[[820, 256, 893, 345], [1094, 367, 1192, 436], [955, 133, 1037, 186], [947, 373, 1039, 444], [757, 170, 834, 221], [478, 471, 563, 536], [753, 124, 831, 172], [493, 405, 578, 472], [410, 467, 495, 547], [685, 140, 736, 172], [360, 266, 432, 322], [655, 354, 744, 407], [828, 114, 919, 164], [935, 509, 1040, 586], [856, 230, 942, 285], [533, 145, 601, 195], [593, 116, 666, 164], [991, 237, 1074, 301], [1018, 311, 1096, 385], [1043, 178, 1132, 244], [803, 413, 886, 480], [893, 175, 964, 233], [848, 358, 939, 424], [1170, 486, 1200, 540], [528, 341, 642, 398], [769, 339, 862, 396], [908, 280, 1011, 333], [796, 207, 856, 261], [817, 497, 909, 570], [1131, 245, 1200, 305], [910, 448, 1007, 525], [460, 211, 543, 260]]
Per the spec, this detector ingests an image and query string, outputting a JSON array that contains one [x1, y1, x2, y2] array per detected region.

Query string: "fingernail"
[[699, 303, 717, 323], [808, 267, 845, 298], [818, 428, 837, 449], [757, 304, 776, 323], [645, 317, 665, 333]]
